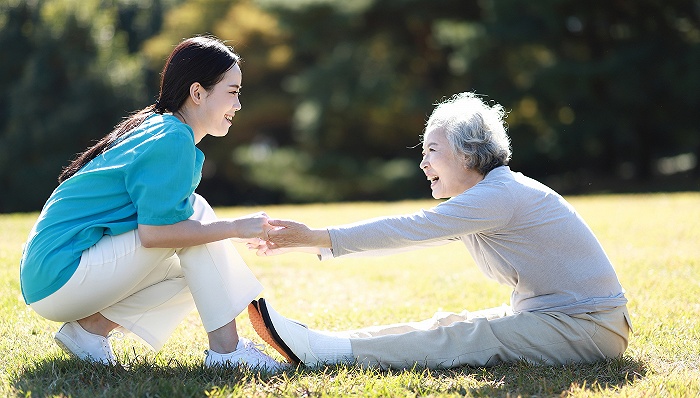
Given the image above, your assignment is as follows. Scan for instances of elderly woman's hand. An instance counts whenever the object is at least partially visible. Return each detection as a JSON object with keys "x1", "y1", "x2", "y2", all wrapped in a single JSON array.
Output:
[{"x1": 265, "y1": 219, "x2": 332, "y2": 248}]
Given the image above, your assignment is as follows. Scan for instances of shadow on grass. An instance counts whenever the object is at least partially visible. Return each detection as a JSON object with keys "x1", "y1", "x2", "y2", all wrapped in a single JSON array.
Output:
[
  {"x1": 285, "y1": 355, "x2": 649, "y2": 397},
  {"x1": 10, "y1": 355, "x2": 647, "y2": 397},
  {"x1": 443, "y1": 355, "x2": 648, "y2": 396},
  {"x1": 10, "y1": 355, "x2": 284, "y2": 397}
]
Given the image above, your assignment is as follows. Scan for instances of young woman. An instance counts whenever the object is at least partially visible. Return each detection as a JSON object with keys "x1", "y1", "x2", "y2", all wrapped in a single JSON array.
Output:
[
  {"x1": 20, "y1": 36, "x2": 284, "y2": 371},
  {"x1": 248, "y1": 92, "x2": 632, "y2": 370}
]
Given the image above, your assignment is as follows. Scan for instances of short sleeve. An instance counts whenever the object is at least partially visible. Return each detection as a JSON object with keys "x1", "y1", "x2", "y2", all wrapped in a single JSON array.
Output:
[{"x1": 126, "y1": 131, "x2": 199, "y2": 225}]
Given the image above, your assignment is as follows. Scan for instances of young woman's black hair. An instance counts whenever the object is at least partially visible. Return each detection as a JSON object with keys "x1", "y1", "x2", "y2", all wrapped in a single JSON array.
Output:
[{"x1": 59, "y1": 36, "x2": 240, "y2": 183}]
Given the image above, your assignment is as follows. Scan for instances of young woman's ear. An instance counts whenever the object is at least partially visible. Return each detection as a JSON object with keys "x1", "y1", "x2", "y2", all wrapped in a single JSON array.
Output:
[{"x1": 189, "y1": 82, "x2": 203, "y2": 104}]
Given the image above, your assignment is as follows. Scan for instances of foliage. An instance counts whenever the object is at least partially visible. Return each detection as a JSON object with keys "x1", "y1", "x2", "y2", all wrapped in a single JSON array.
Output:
[
  {"x1": 472, "y1": 0, "x2": 700, "y2": 189},
  {"x1": 229, "y1": 0, "x2": 475, "y2": 203},
  {"x1": 0, "y1": 0, "x2": 150, "y2": 212},
  {"x1": 1, "y1": 0, "x2": 698, "y2": 212},
  {"x1": 228, "y1": 0, "x2": 700, "y2": 201},
  {"x1": 1, "y1": 193, "x2": 699, "y2": 396}
]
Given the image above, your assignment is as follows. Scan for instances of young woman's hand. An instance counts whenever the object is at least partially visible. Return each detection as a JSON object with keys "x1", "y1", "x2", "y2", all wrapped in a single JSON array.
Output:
[
  {"x1": 265, "y1": 219, "x2": 332, "y2": 248},
  {"x1": 234, "y1": 211, "x2": 273, "y2": 240}
]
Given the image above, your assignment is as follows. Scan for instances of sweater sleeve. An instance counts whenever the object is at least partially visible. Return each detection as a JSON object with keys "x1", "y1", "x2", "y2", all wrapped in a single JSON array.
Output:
[{"x1": 328, "y1": 181, "x2": 515, "y2": 257}]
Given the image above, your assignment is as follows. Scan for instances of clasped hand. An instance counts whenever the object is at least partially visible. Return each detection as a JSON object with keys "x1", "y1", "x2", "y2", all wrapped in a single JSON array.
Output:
[{"x1": 244, "y1": 218, "x2": 326, "y2": 256}]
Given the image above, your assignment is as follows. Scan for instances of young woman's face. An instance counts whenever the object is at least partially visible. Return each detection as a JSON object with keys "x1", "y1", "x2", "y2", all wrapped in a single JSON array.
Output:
[
  {"x1": 196, "y1": 64, "x2": 243, "y2": 141},
  {"x1": 419, "y1": 127, "x2": 483, "y2": 199}
]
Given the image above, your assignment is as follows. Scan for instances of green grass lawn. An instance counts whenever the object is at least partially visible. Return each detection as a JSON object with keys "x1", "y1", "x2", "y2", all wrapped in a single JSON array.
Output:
[{"x1": 1, "y1": 193, "x2": 698, "y2": 397}]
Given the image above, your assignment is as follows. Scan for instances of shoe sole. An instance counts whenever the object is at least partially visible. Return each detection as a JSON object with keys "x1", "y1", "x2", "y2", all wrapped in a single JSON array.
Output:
[
  {"x1": 248, "y1": 299, "x2": 301, "y2": 365},
  {"x1": 54, "y1": 333, "x2": 82, "y2": 360}
]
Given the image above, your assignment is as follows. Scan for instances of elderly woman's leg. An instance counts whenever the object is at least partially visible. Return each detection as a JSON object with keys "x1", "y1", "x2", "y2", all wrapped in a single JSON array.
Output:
[
  {"x1": 252, "y1": 299, "x2": 629, "y2": 369},
  {"x1": 349, "y1": 306, "x2": 630, "y2": 369},
  {"x1": 340, "y1": 305, "x2": 511, "y2": 339}
]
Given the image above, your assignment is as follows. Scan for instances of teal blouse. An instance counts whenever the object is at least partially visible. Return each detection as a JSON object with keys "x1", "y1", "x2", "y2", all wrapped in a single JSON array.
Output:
[{"x1": 20, "y1": 114, "x2": 204, "y2": 304}]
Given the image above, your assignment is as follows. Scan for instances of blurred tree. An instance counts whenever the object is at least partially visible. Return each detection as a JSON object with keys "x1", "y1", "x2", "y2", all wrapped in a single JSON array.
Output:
[
  {"x1": 232, "y1": 0, "x2": 481, "y2": 203},
  {"x1": 241, "y1": 0, "x2": 699, "y2": 199},
  {"x1": 470, "y1": 0, "x2": 700, "y2": 192},
  {"x1": 0, "y1": 0, "x2": 149, "y2": 212},
  {"x1": 1, "y1": 0, "x2": 697, "y2": 212}
]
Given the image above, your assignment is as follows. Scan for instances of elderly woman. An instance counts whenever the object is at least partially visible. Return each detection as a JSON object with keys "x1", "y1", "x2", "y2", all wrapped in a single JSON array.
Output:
[{"x1": 248, "y1": 92, "x2": 632, "y2": 370}]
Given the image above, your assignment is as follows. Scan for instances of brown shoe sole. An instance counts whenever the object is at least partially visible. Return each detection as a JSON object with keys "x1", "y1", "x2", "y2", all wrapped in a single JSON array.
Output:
[{"x1": 248, "y1": 299, "x2": 300, "y2": 365}]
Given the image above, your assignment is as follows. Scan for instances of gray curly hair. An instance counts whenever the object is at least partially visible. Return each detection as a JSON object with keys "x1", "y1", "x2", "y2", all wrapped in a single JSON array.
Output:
[{"x1": 424, "y1": 92, "x2": 512, "y2": 175}]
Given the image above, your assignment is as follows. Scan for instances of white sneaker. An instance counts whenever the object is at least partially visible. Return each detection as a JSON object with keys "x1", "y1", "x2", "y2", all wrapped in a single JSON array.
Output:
[
  {"x1": 54, "y1": 321, "x2": 117, "y2": 365},
  {"x1": 204, "y1": 338, "x2": 287, "y2": 372}
]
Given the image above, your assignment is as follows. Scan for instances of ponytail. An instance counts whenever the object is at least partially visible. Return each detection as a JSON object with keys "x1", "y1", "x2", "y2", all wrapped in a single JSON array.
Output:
[{"x1": 58, "y1": 104, "x2": 160, "y2": 183}]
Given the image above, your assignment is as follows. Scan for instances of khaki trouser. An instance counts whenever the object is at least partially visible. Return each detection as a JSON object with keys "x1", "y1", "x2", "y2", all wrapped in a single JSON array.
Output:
[
  {"x1": 31, "y1": 194, "x2": 263, "y2": 351},
  {"x1": 348, "y1": 304, "x2": 632, "y2": 369}
]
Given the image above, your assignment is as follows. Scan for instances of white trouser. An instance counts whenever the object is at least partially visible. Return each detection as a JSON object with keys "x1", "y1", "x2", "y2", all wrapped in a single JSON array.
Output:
[
  {"x1": 348, "y1": 304, "x2": 632, "y2": 369},
  {"x1": 30, "y1": 194, "x2": 263, "y2": 350}
]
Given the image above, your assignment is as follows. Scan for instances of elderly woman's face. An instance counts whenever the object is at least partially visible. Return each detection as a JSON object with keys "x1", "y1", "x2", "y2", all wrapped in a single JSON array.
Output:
[{"x1": 420, "y1": 127, "x2": 483, "y2": 198}]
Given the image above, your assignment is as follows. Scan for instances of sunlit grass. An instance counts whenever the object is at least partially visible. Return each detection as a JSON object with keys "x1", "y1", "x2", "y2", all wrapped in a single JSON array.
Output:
[{"x1": 1, "y1": 193, "x2": 698, "y2": 397}]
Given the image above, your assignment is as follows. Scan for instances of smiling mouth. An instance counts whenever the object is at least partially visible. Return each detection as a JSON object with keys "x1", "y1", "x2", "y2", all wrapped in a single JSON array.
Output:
[
  {"x1": 225, "y1": 115, "x2": 233, "y2": 123},
  {"x1": 428, "y1": 176, "x2": 439, "y2": 185}
]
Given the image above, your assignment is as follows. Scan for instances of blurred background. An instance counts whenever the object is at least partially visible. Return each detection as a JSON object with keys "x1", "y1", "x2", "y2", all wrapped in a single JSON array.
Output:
[{"x1": 1, "y1": 0, "x2": 698, "y2": 213}]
